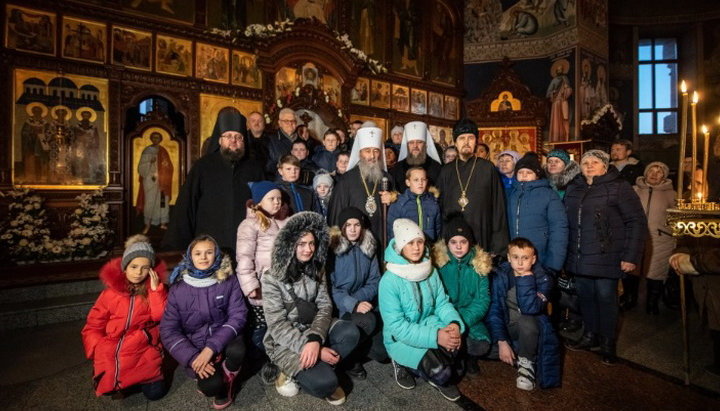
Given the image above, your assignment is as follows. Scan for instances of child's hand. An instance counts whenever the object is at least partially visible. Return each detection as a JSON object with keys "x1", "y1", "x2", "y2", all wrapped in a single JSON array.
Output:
[
  {"x1": 379, "y1": 191, "x2": 393, "y2": 205},
  {"x1": 191, "y1": 347, "x2": 214, "y2": 375},
  {"x1": 149, "y1": 268, "x2": 160, "y2": 291},
  {"x1": 356, "y1": 301, "x2": 373, "y2": 314},
  {"x1": 437, "y1": 328, "x2": 461, "y2": 351},
  {"x1": 197, "y1": 362, "x2": 216, "y2": 379},
  {"x1": 498, "y1": 340, "x2": 515, "y2": 365},
  {"x1": 299, "y1": 341, "x2": 321, "y2": 369},
  {"x1": 445, "y1": 323, "x2": 461, "y2": 338},
  {"x1": 320, "y1": 347, "x2": 340, "y2": 365}
]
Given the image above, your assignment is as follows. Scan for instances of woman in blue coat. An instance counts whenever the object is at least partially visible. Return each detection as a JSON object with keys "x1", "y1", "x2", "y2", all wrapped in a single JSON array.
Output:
[
  {"x1": 506, "y1": 153, "x2": 569, "y2": 273},
  {"x1": 564, "y1": 150, "x2": 647, "y2": 364}
]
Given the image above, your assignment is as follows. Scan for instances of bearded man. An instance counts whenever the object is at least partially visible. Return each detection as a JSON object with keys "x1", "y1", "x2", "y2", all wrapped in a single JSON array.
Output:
[
  {"x1": 388, "y1": 121, "x2": 442, "y2": 192},
  {"x1": 437, "y1": 118, "x2": 509, "y2": 257},
  {"x1": 329, "y1": 126, "x2": 395, "y2": 246},
  {"x1": 163, "y1": 107, "x2": 264, "y2": 253}
]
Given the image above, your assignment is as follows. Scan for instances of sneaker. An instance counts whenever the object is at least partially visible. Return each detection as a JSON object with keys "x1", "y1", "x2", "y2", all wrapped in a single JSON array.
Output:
[
  {"x1": 275, "y1": 372, "x2": 299, "y2": 397},
  {"x1": 346, "y1": 362, "x2": 367, "y2": 380},
  {"x1": 427, "y1": 381, "x2": 462, "y2": 402},
  {"x1": 212, "y1": 396, "x2": 232, "y2": 410},
  {"x1": 392, "y1": 360, "x2": 415, "y2": 390},
  {"x1": 516, "y1": 357, "x2": 535, "y2": 391},
  {"x1": 261, "y1": 362, "x2": 279, "y2": 386},
  {"x1": 325, "y1": 386, "x2": 346, "y2": 406}
]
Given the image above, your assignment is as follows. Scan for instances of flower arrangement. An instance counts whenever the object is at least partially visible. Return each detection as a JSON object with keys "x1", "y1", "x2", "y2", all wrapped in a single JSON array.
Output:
[
  {"x1": 580, "y1": 104, "x2": 623, "y2": 141},
  {"x1": 334, "y1": 33, "x2": 387, "y2": 75},
  {"x1": 67, "y1": 190, "x2": 112, "y2": 260}
]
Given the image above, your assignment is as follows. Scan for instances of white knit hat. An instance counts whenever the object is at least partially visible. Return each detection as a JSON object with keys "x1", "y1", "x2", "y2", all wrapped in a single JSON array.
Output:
[{"x1": 393, "y1": 218, "x2": 424, "y2": 253}]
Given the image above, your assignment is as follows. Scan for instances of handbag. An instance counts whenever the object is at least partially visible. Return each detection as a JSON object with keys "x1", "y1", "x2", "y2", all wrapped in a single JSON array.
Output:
[{"x1": 285, "y1": 283, "x2": 318, "y2": 325}]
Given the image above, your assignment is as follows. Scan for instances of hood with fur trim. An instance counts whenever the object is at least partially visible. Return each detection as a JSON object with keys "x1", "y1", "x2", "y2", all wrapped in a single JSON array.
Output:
[
  {"x1": 330, "y1": 225, "x2": 377, "y2": 257},
  {"x1": 100, "y1": 256, "x2": 168, "y2": 294},
  {"x1": 546, "y1": 159, "x2": 580, "y2": 191},
  {"x1": 269, "y1": 211, "x2": 329, "y2": 282},
  {"x1": 432, "y1": 240, "x2": 492, "y2": 275}
]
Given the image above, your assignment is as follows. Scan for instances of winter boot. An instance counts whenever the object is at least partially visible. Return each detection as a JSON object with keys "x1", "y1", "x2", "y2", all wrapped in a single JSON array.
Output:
[
  {"x1": 646, "y1": 279, "x2": 662, "y2": 315},
  {"x1": 620, "y1": 275, "x2": 639, "y2": 311},
  {"x1": 465, "y1": 355, "x2": 481, "y2": 376},
  {"x1": 566, "y1": 332, "x2": 599, "y2": 351},
  {"x1": 599, "y1": 335, "x2": 617, "y2": 365}
]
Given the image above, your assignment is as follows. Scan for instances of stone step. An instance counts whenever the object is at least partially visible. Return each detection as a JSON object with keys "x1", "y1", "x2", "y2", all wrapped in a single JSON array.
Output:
[
  {"x1": 0, "y1": 292, "x2": 99, "y2": 332},
  {"x1": 0, "y1": 279, "x2": 103, "y2": 304}
]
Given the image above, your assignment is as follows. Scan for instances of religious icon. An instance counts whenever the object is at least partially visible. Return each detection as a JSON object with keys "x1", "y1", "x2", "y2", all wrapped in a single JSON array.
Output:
[
  {"x1": 286, "y1": 0, "x2": 336, "y2": 25},
  {"x1": 351, "y1": 0, "x2": 385, "y2": 61},
  {"x1": 392, "y1": 84, "x2": 410, "y2": 112},
  {"x1": 429, "y1": 92, "x2": 443, "y2": 118},
  {"x1": 122, "y1": 0, "x2": 195, "y2": 24},
  {"x1": 301, "y1": 62, "x2": 320, "y2": 88},
  {"x1": 392, "y1": 0, "x2": 422, "y2": 78},
  {"x1": 156, "y1": 35, "x2": 193, "y2": 77},
  {"x1": 199, "y1": 94, "x2": 262, "y2": 151},
  {"x1": 411, "y1": 89, "x2": 427, "y2": 115},
  {"x1": 321, "y1": 75, "x2": 342, "y2": 108},
  {"x1": 13, "y1": 69, "x2": 109, "y2": 189},
  {"x1": 5, "y1": 5, "x2": 56, "y2": 56},
  {"x1": 231, "y1": 50, "x2": 262, "y2": 88},
  {"x1": 275, "y1": 66, "x2": 300, "y2": 100},
  {"x1": 479, "y1": 126, "x2": 537, "y2": 161},
  {"x1": 430, "y1": 1, "x2": 457, "y2": 84},
  {"x1": 62, "y1": 17, "x2": 107, "y2": 63},
  {"x1": 196, "y1": 43, "x2": 229, "y2": 83},
  {"x1": 112, "y1": 26, "x2": 152, "y2": 71},
  {"x1": 370, "y1": 80, "x2": 390, "y2": 109},
  {"x1": 351, "y1": 77, "x2": 370, "y2": 106},
  {"x1": 546, "y1": 58, "x2": 573, "y2": 142},
  {"x1": 491, "y1": 92, "x2": 522, "y2": 112},
  {"x1": 444, "y1": 95, "x2": 459, "y2": 120}
]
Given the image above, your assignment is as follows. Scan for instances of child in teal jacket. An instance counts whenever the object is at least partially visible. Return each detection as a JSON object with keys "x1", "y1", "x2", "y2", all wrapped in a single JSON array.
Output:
[
  {"x1": 379, "y1": 219, "x2": 465, "y2": 402},
  {"x1": 433, "y1": 214, "x2": 492, "y2": 376}
]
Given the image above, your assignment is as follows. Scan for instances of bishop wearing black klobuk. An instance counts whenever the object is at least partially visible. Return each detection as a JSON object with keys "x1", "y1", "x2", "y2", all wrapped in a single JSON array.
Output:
[
  {"x1": 163, "y1": 107, "x2": 264, "y2": 253},
  {"x1": 436, "y1": 118, "x2": 509, "y2": 256}
]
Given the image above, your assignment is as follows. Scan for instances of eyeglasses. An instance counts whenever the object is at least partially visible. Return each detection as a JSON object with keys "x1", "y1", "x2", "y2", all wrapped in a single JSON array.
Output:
[
  {"x1": 279, "y1": 119, "x2": 297, "y2": 124},
  {"x1": 221, "y1": 135, "x2": 244, "y2": 142}
]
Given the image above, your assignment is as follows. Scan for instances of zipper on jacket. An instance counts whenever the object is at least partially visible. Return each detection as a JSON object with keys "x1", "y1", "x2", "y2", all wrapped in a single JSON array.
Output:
[
  {"x1": 113, "y1": 296, "x2": 135, "y2": 390},
  {"x1": 576, "y1": 186, "x2": 592, "y2": 265},
  {"x1": 515, "y1": 184, "x2": 525, "y2": 237}
]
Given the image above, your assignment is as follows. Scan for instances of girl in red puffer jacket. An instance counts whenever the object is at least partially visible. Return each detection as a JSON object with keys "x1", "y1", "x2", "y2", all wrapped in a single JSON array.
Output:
[{"x1": 82, "y1": 235, "x2": 168, "y2": 400}]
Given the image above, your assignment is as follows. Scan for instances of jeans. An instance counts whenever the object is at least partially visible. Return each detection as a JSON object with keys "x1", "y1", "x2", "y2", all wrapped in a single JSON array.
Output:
[
  {"x1": 294, "y1": 320, "x2": 360, "y2": 398},
  {"x1": 197, "y1": 336, "x2": 245, "y2": 398},
  {"x1": 574, "y1": 275, "x2": 619, "y2": 339},
  {"x1": 346, "y1": 311, "x2": 388, "y2": 363},
  {"x1": 140, "y1": 380, "x2": 167, "y2": 401}
]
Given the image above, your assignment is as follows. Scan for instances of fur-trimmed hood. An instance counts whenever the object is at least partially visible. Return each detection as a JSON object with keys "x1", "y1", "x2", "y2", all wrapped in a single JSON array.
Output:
[
  {"x1": 100, "y1": 256, "x2": 168, "y2": 293},
  {"x1": 431, "y1": 240, "x2": 492, "y2": 275},
  {"x1": 269, "y1": 211, "x2": 329, "y2": 282},
  {"x1": 329, "y1": 225, "x2": 376, "y2": 257},
  {"x1": 546, "y1": 159, "x2": 580, "y2": 190}
]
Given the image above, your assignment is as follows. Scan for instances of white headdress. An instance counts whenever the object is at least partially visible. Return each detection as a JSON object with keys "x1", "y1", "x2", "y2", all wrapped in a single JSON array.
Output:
[
  {"x1": 398, "y1": 121, "x2": 441, "y2": 164},
  {"x1": 348, "y1": 126, "x2": 387, "y2": 171}
]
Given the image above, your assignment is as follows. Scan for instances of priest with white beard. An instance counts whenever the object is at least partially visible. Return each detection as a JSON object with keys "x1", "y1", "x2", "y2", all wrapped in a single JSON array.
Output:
[
  {"x1": 328, "y1": 126, "x2": 395, "y2": 248},
  {"x1": 388, "y1": 120, "x2": 443, "y2": 192}
]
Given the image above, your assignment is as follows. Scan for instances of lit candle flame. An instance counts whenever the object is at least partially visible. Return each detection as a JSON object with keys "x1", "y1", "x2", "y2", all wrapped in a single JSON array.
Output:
[
  {"x1": 681, "y1": 80, "x2": 687, "y2": 93},
  {"x1": 702, "y1": 125, "x2": 708, "y2": 134},
  {"x1": 692, "y1": 91, "x2": 699, "y2": 104}
]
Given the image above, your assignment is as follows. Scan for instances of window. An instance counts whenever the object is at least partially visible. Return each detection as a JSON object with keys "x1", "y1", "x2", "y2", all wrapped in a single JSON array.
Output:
[{"x1": 638, "y1": 38, "x2": 678, "y2": 135}]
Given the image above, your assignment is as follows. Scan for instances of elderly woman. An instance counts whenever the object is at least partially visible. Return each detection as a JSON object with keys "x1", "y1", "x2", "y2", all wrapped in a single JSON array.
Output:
[
  {"x1": 544, "y1": 149, "x2": 580, "y2": 199},
  {"x1": 633, "y1": 162, "x2": 676, "y2": 315},
  {"x1": 564, "y1": 150, "x2": 647, "y2": 364}
]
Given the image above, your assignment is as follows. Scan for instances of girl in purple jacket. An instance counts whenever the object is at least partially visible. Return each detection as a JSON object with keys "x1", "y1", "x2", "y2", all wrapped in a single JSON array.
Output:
[{"x1": 160, "y1": 235, "x2": 247, "y2": 410}]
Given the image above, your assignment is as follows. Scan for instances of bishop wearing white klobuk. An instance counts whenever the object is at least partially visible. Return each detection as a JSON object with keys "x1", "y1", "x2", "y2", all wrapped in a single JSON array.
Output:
[
  {"x1": 390, "y1": 121, "x2": 443, "y2": 192},
  {"x1": 330, "y1": 126, "x2": 394, "y2": 247}
]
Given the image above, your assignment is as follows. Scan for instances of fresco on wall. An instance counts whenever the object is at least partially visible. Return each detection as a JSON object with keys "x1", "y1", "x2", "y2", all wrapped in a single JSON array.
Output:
[
  {"x1": 351, "y1": 0, "x2": 385, "y2": 61},
  {"x1": 578, "y1": 0, "x2": 607, "y2": 31},
  {"x1": 5, "y1": 5, "x2": 56, "y2": 56},
  {"x1": 122, "y1": 0, "x2": 195, "y2": 24},
  {"x1": 199, "y1": 94, "x2": 263, "y2": 152},
  {"x1": 392, "y1": 0, "x2": 422, "y2": 78},
  {"x1": 430, "y1": 1, "x2": 459, "y2": 84},
  {"x1": 112, "y1": 26, "x2": 152, "y2": 71},
  {"x1": 231, "y1": 50, "x2": 262, "y2": 88},
  {"x1": 546, "y1": 55, "x2": 574, "y2": 142},
  {"x1": 578, "y1": 50, "x2": 608, "y2": 121},
  {"x1": 62, "y1": 17, "x2": 106, "y2": 63},
  {"x1": 13, "y1": 69, "x2": 108, "y2": 189},
  {"x1": 464, "y1": 0, "x2": 577, "y2": 62},
  {"x1": 156, "y1": 35, "x2": 193, "y2": 77}
]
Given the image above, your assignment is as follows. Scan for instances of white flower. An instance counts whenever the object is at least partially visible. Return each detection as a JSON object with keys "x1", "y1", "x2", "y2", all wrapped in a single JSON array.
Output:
[{"x1": 19, "y1": 239, "x2": 28, "y2": 247}]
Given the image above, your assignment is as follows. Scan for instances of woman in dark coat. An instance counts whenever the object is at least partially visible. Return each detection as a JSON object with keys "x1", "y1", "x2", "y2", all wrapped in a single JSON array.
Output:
[{"x1": 564, "y1": 150, "x2": 647, "y2": 364}]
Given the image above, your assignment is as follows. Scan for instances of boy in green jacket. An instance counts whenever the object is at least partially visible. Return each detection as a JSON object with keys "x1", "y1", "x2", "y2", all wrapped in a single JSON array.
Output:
[{"x1": 433, "y1": 214, "x2": 492, "y2": 376}]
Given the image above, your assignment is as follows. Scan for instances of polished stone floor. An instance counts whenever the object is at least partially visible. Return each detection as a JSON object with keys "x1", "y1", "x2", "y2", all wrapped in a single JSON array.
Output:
[{"x1": 1, "y1": 320, "x2": 718, "y2": 410}]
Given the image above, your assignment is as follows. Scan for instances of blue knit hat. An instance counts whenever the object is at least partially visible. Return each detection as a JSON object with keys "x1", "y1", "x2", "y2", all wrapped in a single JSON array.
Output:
[
  {"x1": 250, "y1": 181, "x2": 279, "y2": 204},
  {"x1": 547, "y1": 149, "x2": 571, "y2": 165}
]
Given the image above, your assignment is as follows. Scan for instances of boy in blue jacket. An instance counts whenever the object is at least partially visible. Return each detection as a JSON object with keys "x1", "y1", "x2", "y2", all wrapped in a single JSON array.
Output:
[
  {"x1": 387, "y1": 167, "x2": 441, "y2": 242},
  {"x1": 487, "y1": 237, "x2": 561, "y2": 391}
]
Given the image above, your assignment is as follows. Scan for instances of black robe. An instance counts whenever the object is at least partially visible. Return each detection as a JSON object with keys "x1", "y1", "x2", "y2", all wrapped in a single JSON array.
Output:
[
  {"x1": 328, "y1": 166, "x2": 394, "y2": 247},
  {"x1": 389, "y1": 157, "x2": 442, "y2": 192},
  {"x1": 163, "y1": 151, "x2": 264, "y2": 253},
  {"x1": 437, "y1": 156, "x2": 509, "y2": 256}
]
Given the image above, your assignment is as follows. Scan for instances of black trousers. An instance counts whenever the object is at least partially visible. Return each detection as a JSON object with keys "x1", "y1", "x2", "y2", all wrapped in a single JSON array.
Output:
[
  {"x1": 575, "y1": 275, "x2": 619, "y2": 339},
  {"x1": 197, "y1": 336, "x2": 246, "y2": 398}
]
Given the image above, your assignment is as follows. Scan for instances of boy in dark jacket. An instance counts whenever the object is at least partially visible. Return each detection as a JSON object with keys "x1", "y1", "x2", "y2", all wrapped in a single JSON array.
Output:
[
  {"x1": 312, "y1": 130, "x2": 340, "y2": 173},
  {"x1": 387, "y1": 167, "x2": 441, "y2": 242},
  {"x1": 276, "y1": 154, "x2": 318, "y2": 213},
  {"x1": 487, "y1": 238, "x2": 560, "y2": 391}
]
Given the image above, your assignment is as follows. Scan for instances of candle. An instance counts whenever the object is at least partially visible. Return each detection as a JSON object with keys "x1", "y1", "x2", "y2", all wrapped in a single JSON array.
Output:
[
  {"x1": 677, "y1": 81, "x2": 688, "y2": 203},
  {"x1": 702, "y1": 125, "x2": 710, "y2": 203},
  {"x1": 691, "y1": 91, "x2": 699, "y2": 202}
]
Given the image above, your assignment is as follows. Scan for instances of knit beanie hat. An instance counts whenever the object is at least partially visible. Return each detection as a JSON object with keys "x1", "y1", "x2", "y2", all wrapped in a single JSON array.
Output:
[
  {"x1": 547, "y1": 149, "x2": 570, "y2": 166},
  {"x1": 581, "y1": 149, "x2": 610, "y2": 169},
  {"x1": 393, "y1": 218, "x2": 424, "y2": 253},
  {"x1": 250, "y1": 181, "x2": 279, "y2": 204},
  {"x1": 514, "y1": 152, "x2": 545, "y2": 179},
  {"x1": 442, "y1": 213, "x2": 475, "y2": 245},
  {"x1": 452, "y1": 118, "x2": 479, "y2": 141},
  {"x1": 498, "y1": 150, "x2": 521, "y2": 164},
  {"x1": 338, "y1": 206, "x2": 369, "y2": 229},
  {"x1": 312, "y1": 172, "x2": 334, "y2": 191},
  {"x1": 122, "y1": 234, "x2": 155, "y2": 271}
]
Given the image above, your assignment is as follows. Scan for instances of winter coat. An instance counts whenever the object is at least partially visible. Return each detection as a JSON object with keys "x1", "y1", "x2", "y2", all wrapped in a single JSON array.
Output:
[
  {"x1": 312, "y1": 146, "x2": 338, "y2": 173},
  {"x1": 262, "y1": 212, "x2": 335, "y2": 377},
  {"x1": 387, "y1": 189, "x2": 442, "y2": 243},
  {"x1": 564, "y1": 167, "x2": 648, "y2": 279},
  {"x1": 266, "y1": 130, "x2": 294, "y2": 173},
  {"x1": 433, "y1": 241, "x2": 492, "y2": 343},
  {"x1": 506, "y1": 179, "x2": 569, "y2": 272},
  {"x1": 235, "y1": 204, "x2": 289, "y2": 306},
  {"x1": 487, "y1": 261, "x2": 561, "y2": 389},
  {"x1": 160, "y1": 255, "x2": 247, "y2": 377},
  {"x1": 634, "y1": 177, "x2": 676, "y2": 280},
  {"x1": 389, "y1": 158, "x2": 442, "y2": 192},
  {"x1": 378, "y1": 239, "x2": 465, "y2": 369},
  {"x1": 330, "y1": 227, "x2": 380, "y2": 317},
  {"x1": 276, "y1": 179, "x2": 318, "y2": 214},
  {"x1": 614, "y1": 157, "x2": 644, "y2": 186},
  {"x1": 545, "y1": 160, "x2": 580, "y2": 199},
  {"x1": 82, "y1": 258, "x2": 168, "y2": 396},
  {"x1": 500, "y1": 173, "x2": 516, "y2": 199}
]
